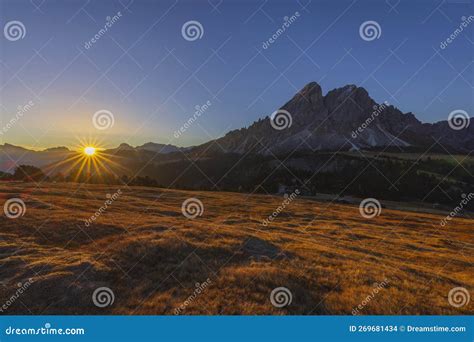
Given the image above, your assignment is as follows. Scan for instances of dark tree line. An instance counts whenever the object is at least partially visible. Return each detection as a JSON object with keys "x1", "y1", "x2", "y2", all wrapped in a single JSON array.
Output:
[{"x1": 2, "y1": 154, "x2": 473, "y2": 209}]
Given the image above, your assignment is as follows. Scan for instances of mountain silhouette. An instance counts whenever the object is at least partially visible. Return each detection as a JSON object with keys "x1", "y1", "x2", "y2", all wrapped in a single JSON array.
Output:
[
  {"x1": 195, "y1": 82, "x2": 473, "y2": 155},
  {"x1": 1, "y1": 82, "x2": 472, "y2": 207}
]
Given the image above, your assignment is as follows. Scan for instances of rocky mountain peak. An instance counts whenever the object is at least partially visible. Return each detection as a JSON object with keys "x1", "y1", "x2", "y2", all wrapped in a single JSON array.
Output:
[
  {"x1": 136, "y1": 142, "x2": 182, "y2": 154},
  {"x1": 296, "y1": 82, "x2": 323, "y2": 100},
  {"x1": 116, "y1": 143, "x2": 135, "y2": 150},
  {"x1": 43, "y1": 146, "x2": 70, "y2": 152},
  {"x1": 202, "y1": 81, "x2": 473, "y2": 154},
  {"x1": 324, "y1": 84, "x2": 372, "y2": 107},
  {"x1": 281, "y1": 82, "x2": 326, "y2": 125}
]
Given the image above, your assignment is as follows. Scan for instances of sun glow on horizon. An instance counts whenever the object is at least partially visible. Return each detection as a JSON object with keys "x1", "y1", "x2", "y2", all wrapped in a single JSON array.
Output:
[
  {"x1": 83, "y1": 146, "x2": 97, "y2": 156},
  {"x1": 40, "y1": 138, "x2": 126, "y2": 182}
]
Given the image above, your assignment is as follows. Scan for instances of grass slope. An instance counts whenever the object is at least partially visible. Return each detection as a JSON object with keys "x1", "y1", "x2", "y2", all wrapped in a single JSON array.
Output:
[{"x1": 0, "y1": 182, "x2": 472, "y2": 315}]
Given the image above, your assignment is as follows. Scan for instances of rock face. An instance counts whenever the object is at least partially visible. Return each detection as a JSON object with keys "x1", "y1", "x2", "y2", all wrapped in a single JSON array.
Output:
[
  {"x1": 136, "y1": 142, "x2": 184, "y2": 154},
  {"x1": 199, "y1": 82, "x2": 473, "y2": 154},
  {"x1": 103, "y1": 142, "x2": 186, "y2": 154},
  {"x1": 2, "y1": 82, "x2": 472, "y2": 173}
]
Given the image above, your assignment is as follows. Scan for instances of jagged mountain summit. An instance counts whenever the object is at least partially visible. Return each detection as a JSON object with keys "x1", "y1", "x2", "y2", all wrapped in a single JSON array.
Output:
[
  {"x1": 197, "y1": 82, "x2": 473, "y2": 155},
  {"x1": 1, "y1": 82, "x2": 472, "y2": 174},
  {"x1": 136, "y1": 142, "x2": 190, "y2": 153}
]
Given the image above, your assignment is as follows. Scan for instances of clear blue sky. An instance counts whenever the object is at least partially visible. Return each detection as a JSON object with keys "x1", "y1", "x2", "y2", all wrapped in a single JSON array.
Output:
[{"x1": 0, "y1": 0, "x2": 473, "y2": 149}]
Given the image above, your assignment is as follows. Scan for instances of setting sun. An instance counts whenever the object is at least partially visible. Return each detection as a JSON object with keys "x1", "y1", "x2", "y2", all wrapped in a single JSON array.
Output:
[
  {"x1": 52, "y1": 139, "x2": 125, "y2": 182},
  {"x1": 84, "y1": 146, "x2": 96, "y2": 156}
]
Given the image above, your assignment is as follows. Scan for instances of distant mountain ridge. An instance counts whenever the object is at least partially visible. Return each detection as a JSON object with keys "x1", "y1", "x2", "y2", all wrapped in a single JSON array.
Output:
[
  {"x1": 136, "y1": 142, "x2": 191, "y2": 153},
  {"x1": 1, "y1": 82, "x2": 472, "y2": 173},
  {"x1": 0, "y1": 142, "x2": 185, "y2": 172},
  {"x1": 0, "y1": 144, "x2": 74, "y2": 173},
  {"x1": 195, "y1": 82, "x2": 473, "y2": 155}
]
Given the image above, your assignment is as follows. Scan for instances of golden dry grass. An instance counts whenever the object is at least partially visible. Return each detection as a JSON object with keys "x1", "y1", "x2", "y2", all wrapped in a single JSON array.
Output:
[{"x1": 0, "y1": 182, "x2": 472, "y2": 315}]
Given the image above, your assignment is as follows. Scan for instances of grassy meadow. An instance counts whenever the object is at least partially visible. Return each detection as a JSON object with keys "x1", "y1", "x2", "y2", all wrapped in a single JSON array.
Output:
[{"x1": 0, "y1": 182, "x2": 472, "y2": 315}]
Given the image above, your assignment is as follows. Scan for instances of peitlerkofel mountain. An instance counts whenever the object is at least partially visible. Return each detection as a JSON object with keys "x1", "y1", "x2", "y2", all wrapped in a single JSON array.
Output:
[
  {"x1": 2, "y1": 82, "x2": 472, "y2": 169},
  {"x1": 195, "y1": 82, "x2": 473, "y2": 155},
  {"x1": 1, "y1": 82, "x2": 473, "y2": 206}
]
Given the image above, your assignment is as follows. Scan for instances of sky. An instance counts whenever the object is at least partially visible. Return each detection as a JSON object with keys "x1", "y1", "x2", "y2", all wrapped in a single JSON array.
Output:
[{"x1": 0, "y1": 0, "x2": 473, "y2": 149}]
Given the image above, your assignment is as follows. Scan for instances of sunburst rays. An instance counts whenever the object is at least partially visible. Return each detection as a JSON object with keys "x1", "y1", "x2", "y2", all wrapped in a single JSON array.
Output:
[{"x1": 42, "y1": 138, "x2": 127, "y2": 182}]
